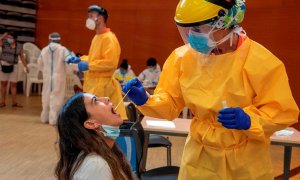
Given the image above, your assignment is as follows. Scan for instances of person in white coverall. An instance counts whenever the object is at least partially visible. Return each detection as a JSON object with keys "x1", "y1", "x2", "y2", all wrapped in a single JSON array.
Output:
[{"x1": 38, "y1": 32, "x2": 72, "y2": 125}]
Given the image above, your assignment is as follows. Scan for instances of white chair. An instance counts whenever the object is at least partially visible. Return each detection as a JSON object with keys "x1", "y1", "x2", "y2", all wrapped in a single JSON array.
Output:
[
  {"x1": 26, "y1": 63, "x2": 43, "y2": 96},
  {"x1": 64, "y1": 73, "x2": 82, "y2": 101},
  {"x1": 23, "y1": 42, "x2": 41, "y2": 64}
]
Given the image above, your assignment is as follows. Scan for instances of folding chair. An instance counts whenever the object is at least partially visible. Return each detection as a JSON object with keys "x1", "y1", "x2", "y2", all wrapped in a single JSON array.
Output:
[
  {"x1": 125, "y1": 103, "x2": 172, "y2": 166},
  {"x1": 117, "y1": 121, "x2": 179, "y2": 180}
]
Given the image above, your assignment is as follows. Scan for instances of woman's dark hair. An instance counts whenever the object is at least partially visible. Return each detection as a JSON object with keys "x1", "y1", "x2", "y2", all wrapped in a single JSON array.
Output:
[
  {"x1": 120, "y1": 59, "x2": 128, "y2": 70},
  {"x1": 147, "y1": 57, "x2": 157, "y2": 66},
  {"x1": 55, "y1": 93, "x2": 134, "y2": 180},
  {"x1": 6, "y1": 31, "x2": 17, "y2": 39}
]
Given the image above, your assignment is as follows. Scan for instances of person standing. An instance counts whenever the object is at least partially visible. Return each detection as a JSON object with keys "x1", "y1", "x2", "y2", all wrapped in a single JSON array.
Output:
[
  {"x1": 38, "y1": 32, "x2": 72, "y2": 125},
  {"x1": 68, "y1": 5, "x2": 127, "y2": 120},
  {"x1": 122, "y1": 0, "x2": 299, "y2": 179},
  {"x1": 0, "y1": 32, "x2": 29, "y2": 108}
]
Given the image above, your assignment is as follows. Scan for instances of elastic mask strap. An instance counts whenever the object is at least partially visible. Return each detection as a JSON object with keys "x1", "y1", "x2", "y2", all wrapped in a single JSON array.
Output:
[
  {"x1": 96, "y1": 127, "x2": 106, "y2": 136},
  {"x1": 233, "y1": 26, "x2": 247, "y2": 37},
  {"x1": 215, "y1": 30, "x2": 234, "y2": 46}
]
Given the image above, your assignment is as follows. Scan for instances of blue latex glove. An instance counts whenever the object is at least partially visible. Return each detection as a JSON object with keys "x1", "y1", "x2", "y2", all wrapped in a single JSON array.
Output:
[
  {"x1": 78, "y1": 61, "x2": 89, "y2": 71},
  {"x1": 218, "y1": 107, "x2": 251, "y2": 130},
  {"x1": 67, "y1": 56, "x2": 81, "y2": 64},
  {"x1": 122, "y1": 78, "x2": 148, "y2": 106}
]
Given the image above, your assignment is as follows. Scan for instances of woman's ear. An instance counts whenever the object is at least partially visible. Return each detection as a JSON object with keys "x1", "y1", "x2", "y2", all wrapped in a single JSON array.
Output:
[
  {"x1": 97, "y1": 15, "x2": 104, "y2": 25},
  {"x1": 83, "y1": 119, "x2": 99, "y2": 130}
]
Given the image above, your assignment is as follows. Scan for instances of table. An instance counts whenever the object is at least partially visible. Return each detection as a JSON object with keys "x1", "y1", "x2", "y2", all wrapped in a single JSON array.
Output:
[
  {"x1": 141, "y1": 116, "x2": 191, "y2": 137},
  {"x1": 270, "y1": 127, "x2": 300, "y2": 180},
  {"x1": 141, "y1": 116, "x2": 300, "y2": 180}
]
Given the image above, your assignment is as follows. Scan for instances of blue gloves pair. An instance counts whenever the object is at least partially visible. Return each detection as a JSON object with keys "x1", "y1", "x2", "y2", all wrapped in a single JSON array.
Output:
[
  {"x1": 122, "y1": 78, "x2": 148, "y2": 106},
  {"x1": 218, "y1": 108, "x2": 251, "y2": 130},
  {"x1": 67, "y1": 56, "x2": 89, "y2": 71}
]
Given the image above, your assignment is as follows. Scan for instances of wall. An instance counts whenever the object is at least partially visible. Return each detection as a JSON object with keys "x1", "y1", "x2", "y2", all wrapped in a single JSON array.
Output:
[{"x1": 36, "y1": 0, "x2": 300, "y2": 129}]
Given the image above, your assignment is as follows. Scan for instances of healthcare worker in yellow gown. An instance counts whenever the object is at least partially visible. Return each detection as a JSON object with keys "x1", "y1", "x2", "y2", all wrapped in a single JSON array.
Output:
[
  {"x1": 68, "y1": 5, "x2": 127, "y2": 119},
  {"x1": 122, "y1": 0, "x2": 299, "y2": 179}
]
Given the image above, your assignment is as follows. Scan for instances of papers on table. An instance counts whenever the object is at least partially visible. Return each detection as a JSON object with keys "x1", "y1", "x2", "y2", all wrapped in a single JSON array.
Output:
[
  {"x1": 274, "y1": 129, "x2": 294, "y2": 137},
  {"x1": 146, "y1": 120, "x2": 176, "y2": 129}
]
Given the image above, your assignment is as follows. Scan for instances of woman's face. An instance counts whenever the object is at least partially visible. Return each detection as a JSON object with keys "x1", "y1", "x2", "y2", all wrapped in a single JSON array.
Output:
[
  {"x1": 83, "y1": 93, "x2": 123, "y2": 128},
  {"x1": 4, "y1": 34, "x2": 15, "y2": 45}
]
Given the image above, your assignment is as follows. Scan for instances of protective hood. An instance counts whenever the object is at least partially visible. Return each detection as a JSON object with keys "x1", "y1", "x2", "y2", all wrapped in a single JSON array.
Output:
[{"x1": 48, "y1": 42, "x2": 61, "y2": 52}]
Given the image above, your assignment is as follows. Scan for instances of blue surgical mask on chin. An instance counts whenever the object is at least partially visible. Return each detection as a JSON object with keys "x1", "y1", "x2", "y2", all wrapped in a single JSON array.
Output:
[
  {"x1": 187, "y1": 31, "x2": 216, "y2": 55},
  {"x1": 100, "y1": 125, "x2": 120, "y2": 140}
]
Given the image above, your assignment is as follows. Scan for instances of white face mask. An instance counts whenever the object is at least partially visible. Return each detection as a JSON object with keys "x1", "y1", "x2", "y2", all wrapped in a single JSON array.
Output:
[{"x1": 86, "y1": 18, "x2": 96, "y2": 30}]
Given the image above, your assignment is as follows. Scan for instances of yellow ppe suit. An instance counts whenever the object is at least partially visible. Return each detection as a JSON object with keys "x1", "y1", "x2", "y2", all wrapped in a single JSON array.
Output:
[
  {"x1": 138, "y1": 38, "x2": 299, "y2": 179},
  {"x1": 81, "y1": 30, "x2": 127, "y2": 119}
]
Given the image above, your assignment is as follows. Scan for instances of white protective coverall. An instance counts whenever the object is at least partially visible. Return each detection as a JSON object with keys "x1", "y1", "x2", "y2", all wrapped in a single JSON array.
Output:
[{"x1": 38, "y1": 42, "x2": 72, "y2": 124}]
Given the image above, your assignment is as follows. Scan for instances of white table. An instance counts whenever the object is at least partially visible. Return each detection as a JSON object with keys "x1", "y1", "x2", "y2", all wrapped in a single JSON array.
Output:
[{"x1": 141, "y1": 116, "x2": 300, "y2": 180}]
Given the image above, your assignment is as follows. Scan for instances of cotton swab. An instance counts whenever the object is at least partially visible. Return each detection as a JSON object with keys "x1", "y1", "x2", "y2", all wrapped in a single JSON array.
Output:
[
  {"x1": 114, "y1": 89, "x2": 131, "y2": 111},
  {"x1": 222, "y1": 100, "x2": 228, "y2": 109}
]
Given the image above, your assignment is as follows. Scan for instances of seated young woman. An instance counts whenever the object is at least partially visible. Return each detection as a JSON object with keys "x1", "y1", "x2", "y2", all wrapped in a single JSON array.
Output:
[{"x1": 55, "y1": 92, "x2": 134, "y2": 180}]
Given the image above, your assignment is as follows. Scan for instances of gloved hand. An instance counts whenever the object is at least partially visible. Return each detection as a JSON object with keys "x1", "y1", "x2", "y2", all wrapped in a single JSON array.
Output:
[
  {"x1": 78, "y1": 61, "x2": 89, "y2": 71},
  {"x1": 122, "y1": 78, "x2": 148, "y2": 106},
  {"x1": 218, "y1": 107, "x2": 251, "y2": 130},
  {"x1": 67, "y1": 56, "x2": 81, "y2": 64}
]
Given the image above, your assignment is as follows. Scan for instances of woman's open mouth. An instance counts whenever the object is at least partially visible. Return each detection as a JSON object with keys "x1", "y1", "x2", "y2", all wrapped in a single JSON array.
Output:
[{"x1": 111, "y1": 107, "x2": 116, "y2": 114}]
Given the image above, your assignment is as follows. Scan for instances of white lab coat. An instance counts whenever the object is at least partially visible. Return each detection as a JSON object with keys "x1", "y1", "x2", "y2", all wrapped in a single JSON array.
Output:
[
  {"x1": 38, "y1": 42, "x2": 72, "y2": 125},
  {"x1": 138, "y1": 64, "x2": 161, "y2": 86}
]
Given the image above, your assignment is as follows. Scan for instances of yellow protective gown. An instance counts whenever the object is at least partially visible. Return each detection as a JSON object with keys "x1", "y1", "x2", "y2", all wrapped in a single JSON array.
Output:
[
  {"x1": 138, "y1": 38, "x2": 299, "y2": 179},
  {"x1": 81, "y1": 30, "x2": 127, "y2": 119}
]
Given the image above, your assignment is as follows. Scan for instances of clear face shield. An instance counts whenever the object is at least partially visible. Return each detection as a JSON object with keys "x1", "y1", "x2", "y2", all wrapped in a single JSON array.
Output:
[
  {"x1": 177, "y1": 1, "x2": 246, "y2": 56},
  {"x1": 177, "y1": 24, "x2": 221, "y2": 71},
  {"x1": 177, "y1": 22, "x2": 233, "y2": 55},
  {"x1": 177, "y1": 23, "x2": 215, "y2": 44},
  {"x1": 87, "y1": 11, "x2": 99, "y2": 20}
]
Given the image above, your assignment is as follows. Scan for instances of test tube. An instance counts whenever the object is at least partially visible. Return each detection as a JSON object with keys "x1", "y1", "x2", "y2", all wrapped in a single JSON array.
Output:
[{"x1": 222, "y1": 100, "x2": 228, "y2": 109}]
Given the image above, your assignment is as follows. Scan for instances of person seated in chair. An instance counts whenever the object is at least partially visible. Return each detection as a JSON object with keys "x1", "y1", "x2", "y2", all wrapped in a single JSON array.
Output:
[
  {"x1": 55, "y1": 92, "x2": 135, "y2": 180},
  {"x1": 114, "y1": 59, "x2": 136, "y2": 85},
  {"x1": 137, "y1": 57, "x2": 161, "y2": 86}
]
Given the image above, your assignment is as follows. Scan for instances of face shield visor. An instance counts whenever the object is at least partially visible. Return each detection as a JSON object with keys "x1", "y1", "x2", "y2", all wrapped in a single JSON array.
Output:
[
  {"x1": 177, "y1": 23, "x2": 213, "y2": 43},
  {"x1": 177, "y1": 11, "x2": 245, "y2": 55},
  {"x1": 178, "y1": 22, "x2": 230, "y2": 55},
  {"x1": 175, "y1": 0, "x2": 246, "y2": 55},
  {"x1": 49, "y1": 32, "x2": 61, "y2": 43}
]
